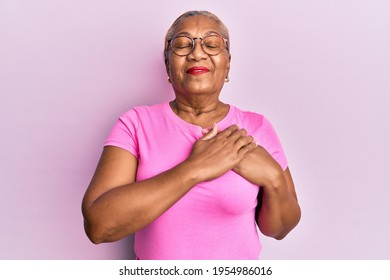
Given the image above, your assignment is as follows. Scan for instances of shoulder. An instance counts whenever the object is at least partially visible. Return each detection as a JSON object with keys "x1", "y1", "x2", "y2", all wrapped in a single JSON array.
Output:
[
  {"x1": 230, "y1": 105, "x2": 266, "y2": 128},
  {"x1": 230, "y1": 105, "x2": 282, "y2": 141},
  {"x1": 119, "y1": 102, "x2": 167, "y2": 123},
  {"x1": 121, "y1": 102, "x2": 166, "y2": 117}
]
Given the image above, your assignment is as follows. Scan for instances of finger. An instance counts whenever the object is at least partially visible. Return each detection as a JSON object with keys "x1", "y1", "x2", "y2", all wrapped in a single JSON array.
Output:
[
  {"x1": 227, "y1": 128, "x2": 248, "y2": 143},
  {"x1": 217, "y1": 124, "x2": 240, "y2": 138},
  {"x1": 237, "y1": 142, "x2": 258, "y2": 157},
  {"x1": 234, "y1": 135, "x2": 254, "y2": 148},
  {"x1": 248, "y1": 141, "x2": 258, "y2": 151},
  {"x1": 200, "y1": 124, "x2": 218, "y2": 140}
]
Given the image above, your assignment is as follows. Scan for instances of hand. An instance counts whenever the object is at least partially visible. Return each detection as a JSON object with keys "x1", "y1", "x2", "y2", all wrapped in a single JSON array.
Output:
[
  {"x1": 233, "y1": 146, "x2": 284, "y2": 187},
  {"x1": 186, "y1": 124, "x2": 257, "y2": 182}
]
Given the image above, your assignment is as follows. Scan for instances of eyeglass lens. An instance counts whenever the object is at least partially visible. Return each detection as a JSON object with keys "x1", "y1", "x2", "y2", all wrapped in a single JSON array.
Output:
[{"x1": 171, "y1": 35, "x2": 226, "y2": 56}]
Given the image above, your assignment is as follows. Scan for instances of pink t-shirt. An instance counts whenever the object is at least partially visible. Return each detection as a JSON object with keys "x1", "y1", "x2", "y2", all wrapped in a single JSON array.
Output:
[{"x1": 104, "y1": 102, "x2": 287, "y2": 260}]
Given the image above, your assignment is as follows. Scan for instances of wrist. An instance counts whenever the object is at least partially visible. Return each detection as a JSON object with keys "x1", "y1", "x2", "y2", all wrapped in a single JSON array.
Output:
[
  {"x1": 261, "y1": 168, "x2": 286, "y2": 193},
  {"x1": 177, "y1": 159, "x2": 204, "y2": 186}
]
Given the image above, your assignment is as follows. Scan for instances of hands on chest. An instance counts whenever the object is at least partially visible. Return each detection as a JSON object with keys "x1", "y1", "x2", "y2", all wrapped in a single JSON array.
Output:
[{"x1": 187, "y1": 123, "x2": 280, "y2": 186}]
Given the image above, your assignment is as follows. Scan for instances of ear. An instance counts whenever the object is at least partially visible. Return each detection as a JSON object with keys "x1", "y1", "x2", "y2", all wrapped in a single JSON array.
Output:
[
  {"x1": 164, "y1": 42, "x2": 171, "y2": 78},
  {"x1": 225, "y1": 54, "x2": 231, "y2": 78},
  {"x1": 165, "y1": 57, "x2": 172, "y2": 83},
  {"x1": 165, "y1": 59, "x2": 170, "y2": 76}
]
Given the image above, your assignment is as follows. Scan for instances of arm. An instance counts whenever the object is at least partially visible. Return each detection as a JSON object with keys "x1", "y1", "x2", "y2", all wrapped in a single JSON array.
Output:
[
  {"x1": 82, "y1": 145, "x2": 199, "y2": 244},
  {"x1": 82, "y1": 125, "x2": 256, "y2": 244},
  {"x1": 233, "y1": 146, "x2": 301, "y2": 239}
]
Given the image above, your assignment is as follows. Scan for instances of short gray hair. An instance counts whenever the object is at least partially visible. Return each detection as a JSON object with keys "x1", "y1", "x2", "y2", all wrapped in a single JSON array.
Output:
[{"x1": 164, "y1": 10, "x2": 230, "y2": 67}]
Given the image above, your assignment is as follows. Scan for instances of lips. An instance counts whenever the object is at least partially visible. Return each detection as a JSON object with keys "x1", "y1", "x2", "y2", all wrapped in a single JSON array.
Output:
[{"x1": 186, "y1": 66, "x2": 210, "y2": 75}]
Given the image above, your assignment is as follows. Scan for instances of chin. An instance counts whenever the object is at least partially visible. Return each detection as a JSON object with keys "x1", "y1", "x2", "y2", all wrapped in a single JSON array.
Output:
[
  {"x1": 187, "y1": 87, "x2": 216, "y2": 96},
  {"x1": 185, "y1": 82, "x2": 222, "y2": 95}
]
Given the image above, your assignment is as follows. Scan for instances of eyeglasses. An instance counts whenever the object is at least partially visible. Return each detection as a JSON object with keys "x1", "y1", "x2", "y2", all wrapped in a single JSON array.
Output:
[{"x1": 169, "y1": 34, "x2": 229, "y2": 56}]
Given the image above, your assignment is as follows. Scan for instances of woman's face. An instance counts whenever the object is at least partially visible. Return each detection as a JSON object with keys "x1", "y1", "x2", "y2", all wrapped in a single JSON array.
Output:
[{"x1": 167, "y1": 16, "x2": 230, "y2": 98}]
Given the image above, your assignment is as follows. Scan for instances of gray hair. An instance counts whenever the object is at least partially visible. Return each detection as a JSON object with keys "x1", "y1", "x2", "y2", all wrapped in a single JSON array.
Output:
[{"x1": 164, "y1": 10, "x2": 230, "y2": 67}]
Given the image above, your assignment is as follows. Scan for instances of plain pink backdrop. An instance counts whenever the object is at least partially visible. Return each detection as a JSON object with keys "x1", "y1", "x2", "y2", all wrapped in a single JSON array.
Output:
[{"x1": 1, "y1": 0, "x2": 389, "y2": 259}]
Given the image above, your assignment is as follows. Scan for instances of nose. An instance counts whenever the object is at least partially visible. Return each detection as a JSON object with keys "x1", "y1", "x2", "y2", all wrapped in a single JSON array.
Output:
[{"x1": 188, "y1": 38, "x2": 208, "y2": 61}]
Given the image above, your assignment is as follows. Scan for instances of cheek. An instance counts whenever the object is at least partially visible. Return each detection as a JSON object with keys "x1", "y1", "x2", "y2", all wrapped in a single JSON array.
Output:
[
  {"x1": 214, "y1": 56, "x2": 230, "y2": 77},
  {"x1": 168, "y1": 55, "x2": 184, "y2": 76}
]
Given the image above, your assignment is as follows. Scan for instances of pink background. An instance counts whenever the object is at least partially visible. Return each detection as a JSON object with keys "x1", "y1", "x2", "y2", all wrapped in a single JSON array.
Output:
[{"x1": 1, "y1": 0, "x2": 389, "y2": 259}]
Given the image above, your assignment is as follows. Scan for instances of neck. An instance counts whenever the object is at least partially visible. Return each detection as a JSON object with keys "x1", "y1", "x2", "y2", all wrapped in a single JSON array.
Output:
[{"x1": 170, "y1": 98, "x2": 229, "y2": 128}]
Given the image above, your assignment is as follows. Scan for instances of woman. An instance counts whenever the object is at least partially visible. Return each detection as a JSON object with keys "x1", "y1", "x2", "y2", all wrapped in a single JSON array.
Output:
[{"x1": 82, "y1": 10, "x2": 301, "y2": 260}]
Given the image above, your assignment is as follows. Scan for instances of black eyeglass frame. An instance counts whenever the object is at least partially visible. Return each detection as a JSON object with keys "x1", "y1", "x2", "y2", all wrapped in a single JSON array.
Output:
[{"x1": 168, "y1": 34, "x2": 229, "y2": 57}]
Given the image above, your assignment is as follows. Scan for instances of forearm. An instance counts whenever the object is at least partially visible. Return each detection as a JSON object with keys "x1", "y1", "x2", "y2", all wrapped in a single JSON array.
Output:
[
  {"x1": 233, "y1": 147, "x2": 301, "y2": 239},
  {"x1": 83, "y1": 160, "x2": 199, "y2": 244},
  {"x1": 257, "y1": 177, "x2": 301, "y2": 239}
]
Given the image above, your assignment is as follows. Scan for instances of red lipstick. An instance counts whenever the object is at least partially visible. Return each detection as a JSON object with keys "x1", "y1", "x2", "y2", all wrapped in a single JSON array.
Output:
[{"x1": 186, "y1": 66, "x2": 210, "y2": 75}]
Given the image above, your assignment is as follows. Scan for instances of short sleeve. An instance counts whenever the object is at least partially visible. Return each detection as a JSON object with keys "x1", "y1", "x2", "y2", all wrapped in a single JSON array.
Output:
[
  {"x1": 104, "y1": 109, "x2": 139, "y2": 158},
  {"x1": 260, "y1": 116, "x2": 288, "y2": 170}
]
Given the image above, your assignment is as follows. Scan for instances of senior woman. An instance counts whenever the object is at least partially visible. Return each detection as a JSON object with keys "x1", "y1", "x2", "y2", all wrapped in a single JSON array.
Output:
[{"x1": 82, "y1": 10, "x2": 301, "y2": 260}]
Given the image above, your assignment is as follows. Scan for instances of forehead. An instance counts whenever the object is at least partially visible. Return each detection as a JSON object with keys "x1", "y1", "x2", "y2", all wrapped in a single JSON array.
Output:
[{"x1": 172, "y1": 15, "x2": 222, "y2": 36}]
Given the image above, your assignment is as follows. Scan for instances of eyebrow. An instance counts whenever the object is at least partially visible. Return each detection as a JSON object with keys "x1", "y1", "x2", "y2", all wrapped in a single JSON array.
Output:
[{"x1": 174, "y1": 30, "x2": 221, "y2": 37}]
